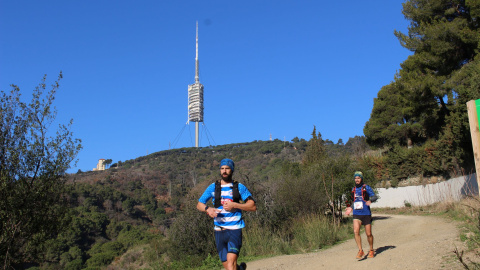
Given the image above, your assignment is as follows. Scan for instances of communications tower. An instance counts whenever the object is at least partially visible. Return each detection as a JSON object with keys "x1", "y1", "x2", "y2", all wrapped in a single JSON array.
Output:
[{"x1": 187, "y1": 21, "x2": 204, "y2": 148}]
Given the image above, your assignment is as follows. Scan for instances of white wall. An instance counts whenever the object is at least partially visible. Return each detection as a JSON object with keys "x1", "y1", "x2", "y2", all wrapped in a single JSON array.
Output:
[{"x1": 371, "y1": 174, "x2": 479, "y2": 208}]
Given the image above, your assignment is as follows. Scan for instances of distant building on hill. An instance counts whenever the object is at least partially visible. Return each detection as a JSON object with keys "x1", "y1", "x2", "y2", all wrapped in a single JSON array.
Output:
[{"x1": 93, "y1": 159, "x2": 105, "y2": 171}]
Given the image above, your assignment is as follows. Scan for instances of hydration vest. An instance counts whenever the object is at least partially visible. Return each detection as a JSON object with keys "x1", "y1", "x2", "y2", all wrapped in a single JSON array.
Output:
[
  {"x1": 351, "y1": 184, "x2": 370, "y2": 202},
  {"x1": 214, "y1": 180, "x2": 241, "y2": 208}
]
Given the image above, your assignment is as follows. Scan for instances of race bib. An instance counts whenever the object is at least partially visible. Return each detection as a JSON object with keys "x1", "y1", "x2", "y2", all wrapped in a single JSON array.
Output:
[{"x1": 354, "y1": 201, "x2": 363, "y2": 210}]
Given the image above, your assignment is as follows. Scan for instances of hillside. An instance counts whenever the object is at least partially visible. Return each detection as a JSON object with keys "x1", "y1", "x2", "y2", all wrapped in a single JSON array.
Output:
[
  {"x1": 51, "y1": 137, "x2": 364, "y2": 269},
  {"x1": 70, "y1": 137, "x2": 365, "y2": 216},
  {"x1": 69, "y1": 139, "x2": 321, "y2": 226}
]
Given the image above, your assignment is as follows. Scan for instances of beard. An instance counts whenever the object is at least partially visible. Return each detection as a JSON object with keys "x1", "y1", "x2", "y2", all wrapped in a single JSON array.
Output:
[
  {"x1": 221, "y1": 173, "x2": 233, "y2": 182},
  {"x1": 355, "y1": 180, "x2": 364, "y2": 188}
]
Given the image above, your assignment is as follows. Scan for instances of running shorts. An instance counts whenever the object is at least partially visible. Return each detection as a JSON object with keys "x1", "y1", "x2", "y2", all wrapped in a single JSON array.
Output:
[
  {"x1": 353, "y1": 215, "x2": 372, "y2": 225},
  {"x1": 214, "y1": 229, "x2": 243, "y2": 262}
]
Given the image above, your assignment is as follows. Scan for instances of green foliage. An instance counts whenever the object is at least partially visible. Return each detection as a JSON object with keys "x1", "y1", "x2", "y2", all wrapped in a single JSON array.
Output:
[
  {"x1": 64, "y1": 259, "x2": 83, "y2": 270},
  {"x1": 404, "y1": 201, "x2": 412, "y2": 208},
  {"x1": 291, "y1": 214, "x2": 348, "y2": 251},
  {"x1": 242, "y1": 214, "x2": 352, "y2": 259},
  {"x1": 276, "y1": 166, "x2": 328, "y2": 216},
  {"x1": 103, "y1": 158, "x2": 113, "y2": 169},
  {"x1": 199, "y1": 253, "x2": 223, "y2": 269},
  {"x1": 364, "y1": 82, "x2": 422, "y2": 147},
  {"x1": 117, "y1": 227, "x2": 151, "y2": 248},
  {"x1": 107, "y1": 221, "x2": 131, "y2": 239},
  {"x1": 30, "y1": 175, "x2": 167, "y2": 269},
  {"x1": 168, "y1": 194, "x2": 216, "y2": 261},
  {"x1": 344, "y1": 136, "x2": 370, "y2": 157},
  {"x1": 85, "y1": 252, "x2": 116, "y2": 268},
  {"x1": 302, "y1": 126, "x2": 326, "y2": 166},
  {"x1": 364, "y1": 0, "x2": 480, "y2": 178},
  {"x1": 162, "y1": 131, "x2": 365, "y2": 268},
  {"x1": 357, "y1": 154, "x2": 387, "y2": 182},
  {"x1": 122, "y1": 197, "x2": 136, "y2": 215},
  {"x1": 84, "y1": 240, "x2": 127, "y2": 267},
  {"x1": 385, "y1": 145, "x2": 424, "y2": 180},
  {"x1": 382, "y1": 140, "x2": 461, "y2": 182},
  {"x1": 241, "y1": 219, "x2": 294, "y2": 256},
  {"x1": 0, "y1": 73, "x2": 82, "y2": 268},
  {"x1": 60, "y1": 246, "x2": 83, "y2": 267}
]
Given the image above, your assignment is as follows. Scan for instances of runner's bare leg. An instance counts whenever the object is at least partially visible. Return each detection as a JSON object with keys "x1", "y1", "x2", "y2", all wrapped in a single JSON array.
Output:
[
  {"x1": 365, "y1": 223, "x2": 374, "y2": 251},
  {"x1": 222, "y1": 253, "x2": 238, "y2": 270},
  {"x1": 353, "y1": 219, "x2": 363, "y2": 251}
]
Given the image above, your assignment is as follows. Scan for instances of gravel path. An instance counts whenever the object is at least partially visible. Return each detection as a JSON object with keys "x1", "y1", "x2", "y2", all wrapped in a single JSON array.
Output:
[{"x1": 245, "y1": 215, "x2": 464, "y2": 270}]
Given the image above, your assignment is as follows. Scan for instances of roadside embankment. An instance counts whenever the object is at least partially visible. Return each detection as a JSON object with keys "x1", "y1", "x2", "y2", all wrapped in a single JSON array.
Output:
[{"x1": 372, "y1": 174, "x2": 478, "y2": 208}]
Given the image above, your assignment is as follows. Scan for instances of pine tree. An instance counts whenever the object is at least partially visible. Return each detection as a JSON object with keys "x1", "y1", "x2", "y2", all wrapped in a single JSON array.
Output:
[
  {"x1": 302, "y1": 126, "x2": 326, "y2": 166},
  {"x1": 365, "y1": 0, "x2": 479, "y2": 164}
]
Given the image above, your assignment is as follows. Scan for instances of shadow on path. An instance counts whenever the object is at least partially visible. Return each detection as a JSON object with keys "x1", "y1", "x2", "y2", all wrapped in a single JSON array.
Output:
[
  {"x1": 373, "y1": 216, "x2": 391, "y2": 221},
  {"x1": 376, "y1": 245, "x2": 396, "y2": 255},
  {"x1": 358, "y1": 245, "x2": 396, "y2": 261}
]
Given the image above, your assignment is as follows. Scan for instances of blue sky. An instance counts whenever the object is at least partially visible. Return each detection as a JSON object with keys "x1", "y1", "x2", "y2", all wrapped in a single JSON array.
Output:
[{"x1": 0, "y1": 1, "x2": 412, "y2": 173}]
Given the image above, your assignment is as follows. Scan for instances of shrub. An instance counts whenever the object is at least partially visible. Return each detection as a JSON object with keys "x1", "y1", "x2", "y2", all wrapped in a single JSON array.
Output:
[
  {"x1": 64, "y1": 259, "x2": 83, "y2": 270},
  {"x1": 167, "y1": 195, "x2": 216, "y2": 261},
  {"x1": 291, "y1": 214, "x2": 346, "y2": 251},
  {"x1": 102, "y1": 241, "x2": 125, "y2": 255},
  {"x1": 85, "y1": 252, "x2": 116, "y2": 268},
  {"x1": 242, "y1": 219, "x2": 293, "y2": 256}
]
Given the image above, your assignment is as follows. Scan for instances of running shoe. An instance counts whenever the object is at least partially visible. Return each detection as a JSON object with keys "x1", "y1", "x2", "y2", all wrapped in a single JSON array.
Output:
[
  {"x1": 239, "y1": 262, "x2": 247, "y2": 270},
  {"x1": 356, "y1": 250, "x2": 365, "y2": 259},
  {"x1": 368, "y1": 250, "x2": 375, "y2": 258}
]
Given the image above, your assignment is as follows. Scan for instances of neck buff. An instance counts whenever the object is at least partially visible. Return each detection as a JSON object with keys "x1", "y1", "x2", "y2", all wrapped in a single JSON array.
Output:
[{"x1": 355, "y1": 181, "x2": 364, "y2": 188}]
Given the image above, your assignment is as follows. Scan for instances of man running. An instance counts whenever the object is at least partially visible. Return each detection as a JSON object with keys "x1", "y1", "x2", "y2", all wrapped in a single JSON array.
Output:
[
  {"x1": 345, "y1": 171, "x2": 377, "y2": 259},
  {"x1": 197, "y1": 158, "x2": 256, "y2": 270}
]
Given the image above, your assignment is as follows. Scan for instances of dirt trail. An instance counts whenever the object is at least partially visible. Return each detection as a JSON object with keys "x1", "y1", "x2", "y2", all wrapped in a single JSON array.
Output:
[{"x1": 246, "y1": 215, "x2": 464, "y2": 270}]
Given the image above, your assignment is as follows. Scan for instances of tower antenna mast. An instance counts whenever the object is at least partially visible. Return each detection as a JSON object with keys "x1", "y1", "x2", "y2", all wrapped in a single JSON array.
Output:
[
  {"x1": 195, "y1": 21, "x2": 199, "y2": 84},
  {"x1": 187, "y1": 21, "x2": 204, "y2": 148}
]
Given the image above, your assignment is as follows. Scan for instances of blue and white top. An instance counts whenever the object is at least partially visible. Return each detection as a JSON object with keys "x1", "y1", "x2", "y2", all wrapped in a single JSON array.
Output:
[
  {"x1": 199, "y1": 182, "x2": 253, "y2": 230},
  {"x1": 352, "y1": 184, "x2": 376, "y2": 216}
]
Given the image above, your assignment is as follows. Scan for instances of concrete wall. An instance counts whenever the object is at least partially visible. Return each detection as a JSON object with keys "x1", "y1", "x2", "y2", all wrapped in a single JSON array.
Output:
[{"x1": 371, "y1": 174, "x2": 479, "y2": 208}]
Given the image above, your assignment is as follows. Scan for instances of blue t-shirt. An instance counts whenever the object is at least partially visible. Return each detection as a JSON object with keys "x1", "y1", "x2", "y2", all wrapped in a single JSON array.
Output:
[
  {"x1": 198, "y1": 182, "x2": 253, "y2": 230},
  {"x1": 352, "y1": 184, "x2": 375, "y2": 216}
]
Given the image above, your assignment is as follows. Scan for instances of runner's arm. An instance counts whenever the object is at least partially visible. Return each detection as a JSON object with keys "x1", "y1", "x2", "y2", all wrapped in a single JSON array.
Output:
[
  {"x1": 197, "y1": 184, "x2": 217, "y2": 216},
  {"x1": 197, "y1": 201, "x2": 208, "y2": 212},
  {"x1": 197, "y1": 201, "x2": 220, "y2": 217},
  {"x1": 366, "y1": 185, "x2": 378, "y2": 202},
  {"x1": 225, "y1": 197, "x2": 256, "y2": 212}
]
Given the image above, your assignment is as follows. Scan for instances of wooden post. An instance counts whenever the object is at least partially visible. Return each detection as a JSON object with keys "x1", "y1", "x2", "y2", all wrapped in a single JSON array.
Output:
[{"x1": 467, "y1": 100, "x2": 480, "y2": 194}]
